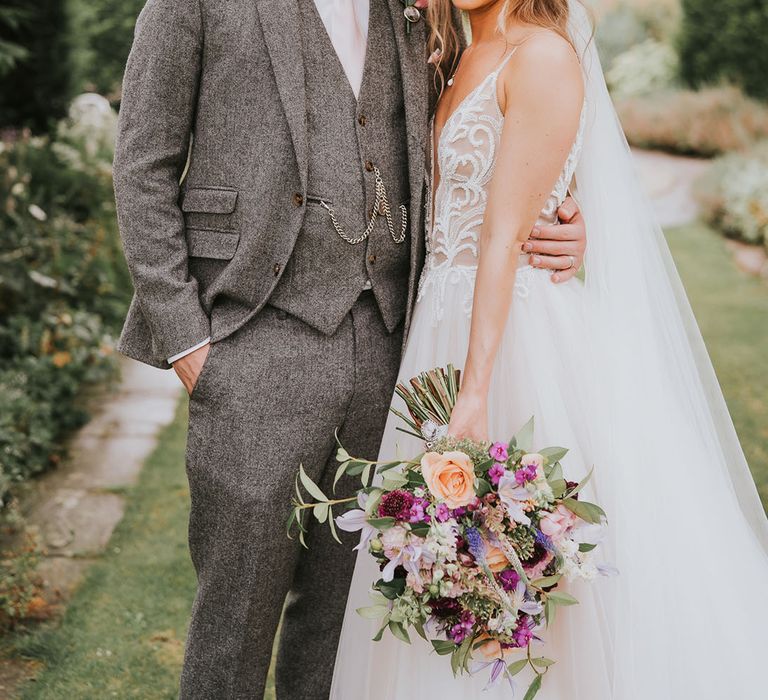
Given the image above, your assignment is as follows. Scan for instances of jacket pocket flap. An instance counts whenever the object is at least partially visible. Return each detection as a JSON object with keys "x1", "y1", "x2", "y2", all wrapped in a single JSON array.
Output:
[
  {"x1": 186, "y1": 228, "x2": 239, "y2": 260},
  {"x1": 181, "y1": 187, "x2": 238, "y2": 214}
]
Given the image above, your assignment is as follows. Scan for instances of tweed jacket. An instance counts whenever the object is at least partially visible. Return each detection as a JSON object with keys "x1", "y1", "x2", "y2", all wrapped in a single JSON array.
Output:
[{"x1": 113, "y1": 0, "x2": 435, "y2": 369}]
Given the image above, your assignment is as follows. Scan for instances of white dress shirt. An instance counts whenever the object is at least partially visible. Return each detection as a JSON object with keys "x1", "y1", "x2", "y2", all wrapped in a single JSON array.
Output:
[{"x1": 170, "y1": 0, "x2": 372, "y2": 364}]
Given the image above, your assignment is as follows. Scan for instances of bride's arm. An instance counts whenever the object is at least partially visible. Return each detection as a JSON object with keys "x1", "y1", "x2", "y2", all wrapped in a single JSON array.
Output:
[{"x1": 448, "y1": 35, "x2": 584, "y2": 441}]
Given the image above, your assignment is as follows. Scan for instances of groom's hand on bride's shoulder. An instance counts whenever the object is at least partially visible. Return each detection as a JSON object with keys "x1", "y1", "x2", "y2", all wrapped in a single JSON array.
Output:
[
  {"x1": 172, "y1": 343, "x2": 211, "y2": 395},
  {"x1": 522, "y1": 196, "x2": 586, "y2": 284}
]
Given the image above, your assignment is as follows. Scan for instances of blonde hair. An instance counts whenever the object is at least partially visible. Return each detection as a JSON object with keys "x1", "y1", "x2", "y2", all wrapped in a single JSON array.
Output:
[{"x1": 428, "y1": 0, "x2": 582, "y2": 94}]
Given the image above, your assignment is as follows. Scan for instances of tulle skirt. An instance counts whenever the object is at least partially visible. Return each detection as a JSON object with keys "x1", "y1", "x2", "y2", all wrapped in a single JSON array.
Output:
[{"x1": 330, "y1": 265, "x2": 768, "y2": 699}]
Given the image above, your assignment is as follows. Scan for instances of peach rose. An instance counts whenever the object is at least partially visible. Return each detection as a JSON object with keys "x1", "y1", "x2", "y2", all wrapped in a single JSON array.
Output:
[
  {"x1": 540, "y1": 504, "x2": 577, "y2": 540},
  {"x1": 420, "y1": 451, "x2": 476, "y2": 509},
  {"x1": 485, "y1": 544, "x2": 509, "y2": 573},
  {"x1": 475, "y1": 634, "x2": 519, "y2": 661}
]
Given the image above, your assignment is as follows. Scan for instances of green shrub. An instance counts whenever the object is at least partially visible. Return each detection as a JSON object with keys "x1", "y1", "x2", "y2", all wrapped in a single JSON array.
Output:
[
  {"x1": 596, "y1": 0, "x2": 681, "y2": 71},
  {"x1": 0, "y1": 97, "x2": 131, "y2": 498},
  {"x1": 69, "y1": 0, "x2": 146, "y2": 100},
  {"x1": 606, "y1": 39, "x2": 679, "y2": 99},
  {"x1": 616, "y1": 85, "x2": 768, "y2": 157},
  {"x1": 0, "y1": 0, "x2": 73, "y2": 131},
  {"x1": 679, "y1": 0, "x2": 768, "y2": 101},
  {"x1": 695, "y1": 142, "x2": 768, "y2": 250}
]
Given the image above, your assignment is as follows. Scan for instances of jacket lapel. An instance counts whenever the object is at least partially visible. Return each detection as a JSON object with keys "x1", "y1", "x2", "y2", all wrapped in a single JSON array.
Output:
[
  {"x1": 255, "y1": 0, "x2": 308, "y2": 190},
  {"x1": 386, "y1": 0, "x2": 429, "y2": 300}
]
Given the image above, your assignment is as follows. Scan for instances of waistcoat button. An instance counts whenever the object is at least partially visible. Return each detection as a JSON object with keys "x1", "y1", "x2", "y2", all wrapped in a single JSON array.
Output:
[
  {"x1": 368, "y1": 254, "x2": 377, "y2": 264},
  {"x1": 273, "y1": 263, "x2": 281, "y2": 276},
  {"x1": 358, "y1": 114, "x2": 367, "y2": 127},
  {"x1": 293, "y1": 193, "x2": 304, "y2": 207},
  {"x1": 365, "y1": 160, "x2": 374, "y2": 172}
]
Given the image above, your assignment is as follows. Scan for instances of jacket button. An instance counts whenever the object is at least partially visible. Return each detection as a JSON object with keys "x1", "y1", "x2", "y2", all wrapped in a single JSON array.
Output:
[
  {"x1": 358, "y1": 114, "x2": 367, "y2": 127},
  {"x1": 273, "y1": 263, "x2": 281, "y2": 276},
  {"x1": 368, "y1": 254, "x2": 377, "y2": 264},
  {"x1": 365, "y1": 160, "x2": 374, "y2": 172},
  {"x1": 293, "y1": 193, "x2": 304, "y2": 207}
]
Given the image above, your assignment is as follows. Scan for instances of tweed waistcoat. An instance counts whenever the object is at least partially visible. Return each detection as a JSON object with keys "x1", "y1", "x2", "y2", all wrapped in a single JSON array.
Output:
[{"x1": 268, "y1": 0, "x2": 411, "y2": 335}]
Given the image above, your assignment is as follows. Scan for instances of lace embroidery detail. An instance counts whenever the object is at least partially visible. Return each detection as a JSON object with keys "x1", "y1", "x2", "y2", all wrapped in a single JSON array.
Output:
[{"x1": 418, "y1": 53, "x2": 586, "y2": 326}]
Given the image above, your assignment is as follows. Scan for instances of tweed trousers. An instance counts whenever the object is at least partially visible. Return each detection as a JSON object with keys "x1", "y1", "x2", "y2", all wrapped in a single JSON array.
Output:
[{"x1": 181, "y1": 293, "x2": 402, "y2": 699}]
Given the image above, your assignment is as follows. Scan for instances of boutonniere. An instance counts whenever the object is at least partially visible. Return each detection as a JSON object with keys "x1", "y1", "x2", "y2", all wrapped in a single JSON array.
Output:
[{"x1": 401, "y1": 0, "x2": 429, "y2": 34}]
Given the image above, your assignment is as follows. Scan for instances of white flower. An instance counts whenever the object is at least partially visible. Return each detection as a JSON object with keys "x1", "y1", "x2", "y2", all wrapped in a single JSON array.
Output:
[
  {"x1": 497, "y1": 473, "x2": 531, "y2": 525},
  {"x1": 28, "y1": 204, "x2": 48, "y2": 221}
]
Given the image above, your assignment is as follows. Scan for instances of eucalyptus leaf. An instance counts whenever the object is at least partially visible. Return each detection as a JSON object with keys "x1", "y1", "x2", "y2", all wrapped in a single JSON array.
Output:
[
  {"x1": 578, "y1": 542, "x2": 597, "y2": 553},
  {"x1": 507, "y1": 658, "x2": 529, "y2": 676},
  {"x1": 361, "y1": 463, "x2": 372, "y2": 488},
  {"x1": 388, "y1": 620, "x2": 411, "y2": 644},
  {"x1": 549, "y1": 478, "x2": 567, "y2": 499},
  {"x1": 333, "y1": 460, "x2": 350, "y2": 491},
  {"x1": 548, "y1": 591, "x2": 579, "y2": 606},
  {"x1": 367, "y1": 516, "x2": 396, "y2": 530},
  {"x1": 562, "y1": 497, "x2": 605, "y2": 524},
  {"x1": 565, "y1": 467, "x2": 594, "y2": 498},
  {"x1": 475, "y1": 478, "x2": 492, "y2": 497},
  {"x1": 328, "y1": 507, "x2": 342, "y2": 544},
  {"x1": 431, "y1": 639, "x2": 457, "y2": 656},
  {"x1": 377, "y1": 461, "x2": 404, "y2": 473},
  {"x1": 313, "y1": 502, "x2": 329, "y2": 523},
  {"x1": 377, "y1": 577, "x2": 406, "y2": 600},
  {"x1": 514, "y1": 416, "x2": 535, "y2": 453},
  {"x1": 372, "y1": 617, "x2": 390, "y2": 642},
  {"x1": 531, "y1": 657, "x2": 556, "y2": 669},
  {"x1": 409, "y1": 523, "x2": 431, "y2": 537},
  {"x1": 381, "y1": 471, "x2": 408, "y2": 491},
  {"x1": 299, "y1": 465, "x2": 328, "y2": 502},
  {"x1": 540, "y1": 446, "x2": 569, "y2": 462},
  {"x1": 523, "y1": 674, "x2": 542, "y2": 700},
  {"x1": 356, "y1": 604, "x2": 389, "y2": 619},
  {"x1": 532, "y1": 574, "x2": 562, "y2": 588}
]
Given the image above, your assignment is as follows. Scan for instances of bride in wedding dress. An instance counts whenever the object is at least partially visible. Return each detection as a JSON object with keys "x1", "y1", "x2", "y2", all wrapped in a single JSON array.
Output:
[{"x1": 330, "y1": 1, "x2": 768, "y2": 698}]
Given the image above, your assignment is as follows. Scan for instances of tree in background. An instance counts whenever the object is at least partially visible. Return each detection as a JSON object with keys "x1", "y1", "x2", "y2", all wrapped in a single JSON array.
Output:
[
  {"x1": 679, "y1": 0, "x2": 768, "y2": 101},
  {"x1": 0, "y1": 4, "x2": 27, "y2": 77},
  {"x1": 70, "y1": 0, "x2": 145, "y2": 100},
  {"x1": 0, "y1": 0, "x2": 72, "y2": 132}
]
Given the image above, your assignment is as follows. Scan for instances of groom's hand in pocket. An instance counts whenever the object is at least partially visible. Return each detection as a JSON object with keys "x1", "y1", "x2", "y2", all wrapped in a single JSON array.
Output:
[
  {"x1": 172, "y1": 343, "x2": 211, "y2": 395},
  {"x1": 523, "y1": 196, "x2": 586, "y2": 283}
]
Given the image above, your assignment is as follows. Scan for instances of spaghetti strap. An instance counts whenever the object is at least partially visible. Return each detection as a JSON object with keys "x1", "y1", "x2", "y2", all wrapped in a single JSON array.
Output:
[{"x1": 491, "y1": 31, "x2": 550, "y2": 78}]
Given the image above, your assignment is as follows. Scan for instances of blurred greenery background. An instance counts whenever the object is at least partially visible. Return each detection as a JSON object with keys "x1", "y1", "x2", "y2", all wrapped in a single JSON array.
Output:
[{"x1": 0, "y1": 0, "x2": 766, "y2": 697}]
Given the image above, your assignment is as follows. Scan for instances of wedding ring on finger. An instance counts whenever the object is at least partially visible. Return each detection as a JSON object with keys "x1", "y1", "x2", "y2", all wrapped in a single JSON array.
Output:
[{"x1": 567, "y1": 255, "x2": 576, "y2": 269}]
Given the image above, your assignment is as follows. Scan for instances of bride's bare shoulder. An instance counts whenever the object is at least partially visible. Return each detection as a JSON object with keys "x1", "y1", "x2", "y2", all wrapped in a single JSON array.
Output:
[{"x1": 498, "y1": 29, "x2": 583, "y2": 111}]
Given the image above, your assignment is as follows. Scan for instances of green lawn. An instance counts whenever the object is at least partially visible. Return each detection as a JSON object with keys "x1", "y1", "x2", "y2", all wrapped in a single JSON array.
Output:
[{"x1": 8, "y1": 223, "x2": 768, "y2": 698}]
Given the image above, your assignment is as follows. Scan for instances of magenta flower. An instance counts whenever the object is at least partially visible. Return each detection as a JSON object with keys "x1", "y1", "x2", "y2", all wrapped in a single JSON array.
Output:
[
  {"x1": 512, "y1": 616, "x2": 535, "y2": 647},
  {"x1": 434, "y1": 502, "x2": 451, "y2": 522},
  {"x1": 489, "y1": 442, "x2": 509, "y2": 462},
  {"x1": 498, "y1": 569, "x2": 521, "y2": 591},
  {"x1": 514, "y1": 464, "x2": 538, "y2": 485},
  {"x1": 448, "y1": 610, "x2": 475, "y2": 643},
  {"x1": 409, "y1": 497, "x2": 430, "y2": 524},
  {"x1": 488, "y1": 462, "x2": 506, "y2": 486}
]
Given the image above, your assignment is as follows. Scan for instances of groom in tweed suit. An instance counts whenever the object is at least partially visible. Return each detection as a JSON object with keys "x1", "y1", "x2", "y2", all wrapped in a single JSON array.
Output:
[{"x1": 113, "y1": 1, "x2": 586, "y2": 697}]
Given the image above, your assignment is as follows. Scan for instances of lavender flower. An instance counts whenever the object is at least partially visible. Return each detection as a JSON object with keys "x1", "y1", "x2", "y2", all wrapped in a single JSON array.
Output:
[{"x1": 464, "y1": 527, "x2": 486, "y2": 563}]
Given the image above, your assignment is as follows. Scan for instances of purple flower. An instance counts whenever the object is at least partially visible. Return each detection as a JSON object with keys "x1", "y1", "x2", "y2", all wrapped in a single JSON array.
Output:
[
  {"x1": 448, "y1": 610, "x2": 475, "y2": 643},
  {"x1": 409, "y1": 497, "x2": 430, "y2": 524},
  {"x1": 465, "y1": 527, "x2": 486, "y2": 563},
  {"x1": 498, "y1": 568, "x2": 521, "y2": 591},
  {"x1": 452, "y1": 506, "x2": 467, "y2": 518},
  {"x1": 488, "y1": 463, "x2": 506, "y2": 486},
  {"x1": 489, "y1": 442, "x2": 509, "y2": 462},
  {"x1": 434, "y1": 502, "x2": 451, "y2": 522},
  {"x1": 512, "y1": 616, "x2": 535, "y2": 647},
  {"x1": 378, "y1": 490, "x2": 415, "y2": 520},
  {"x1": 514, "y1": 463, "x2": 538, "y2": 485}
]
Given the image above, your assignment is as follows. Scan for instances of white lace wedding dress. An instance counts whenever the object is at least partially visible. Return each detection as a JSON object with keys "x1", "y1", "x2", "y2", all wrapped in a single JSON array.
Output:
[{"x1": 330, "y1": 14, "x2": 768, "y2": 700}]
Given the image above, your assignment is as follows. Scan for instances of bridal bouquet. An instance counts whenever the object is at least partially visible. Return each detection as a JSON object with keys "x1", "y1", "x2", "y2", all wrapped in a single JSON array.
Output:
[{"x1": 288, "y1": 366, "x2": 613, "y2": 698}]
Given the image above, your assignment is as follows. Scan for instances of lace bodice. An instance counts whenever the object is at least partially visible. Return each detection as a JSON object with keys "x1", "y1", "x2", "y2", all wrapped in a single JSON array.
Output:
[{"x1": 418, "y1": 50, "x2": 586, "y2": 323}]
